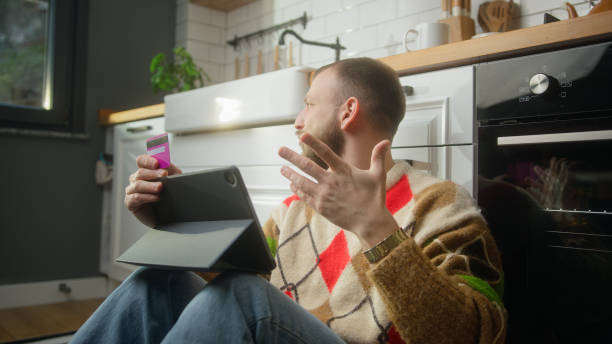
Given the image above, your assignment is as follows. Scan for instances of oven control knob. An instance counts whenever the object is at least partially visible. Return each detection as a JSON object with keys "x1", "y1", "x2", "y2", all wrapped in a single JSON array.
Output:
[{"x1": 529, "y1": 73, "x2": 557, "y2": 95}]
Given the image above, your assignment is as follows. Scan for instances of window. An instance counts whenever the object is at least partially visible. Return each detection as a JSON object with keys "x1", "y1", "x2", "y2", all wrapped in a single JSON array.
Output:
[{"x1": 0, "y1": 0, "x2": 87, "y2": 132}]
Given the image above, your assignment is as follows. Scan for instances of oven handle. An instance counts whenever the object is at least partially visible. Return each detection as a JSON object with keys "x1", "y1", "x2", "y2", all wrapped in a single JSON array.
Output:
[{"x1": 497, "y1": 130, "x2": 612, "y2": 146}]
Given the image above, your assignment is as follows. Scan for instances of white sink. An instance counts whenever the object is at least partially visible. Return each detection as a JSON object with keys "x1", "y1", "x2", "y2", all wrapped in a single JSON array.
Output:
[{"x1": 164, "y1": 66, "x2": 314, "y2": 134}]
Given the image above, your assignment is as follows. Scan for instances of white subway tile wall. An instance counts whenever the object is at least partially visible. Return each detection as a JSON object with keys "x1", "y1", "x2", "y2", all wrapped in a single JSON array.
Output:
[
  {"x1": 175, "y1": 1, "x2": 227, "y2": 85},
  {"x1": 176, "y1": 0, "x2": 595, "y2": 84}
]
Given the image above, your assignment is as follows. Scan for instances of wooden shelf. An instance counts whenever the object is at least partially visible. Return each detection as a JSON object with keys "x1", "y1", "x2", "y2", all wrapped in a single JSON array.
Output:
[
  {"x1": 99, "y1": 103, "x2": 165, "y2": 126},
  {"x1": 380, "y1": 11, "x2": 612, "y2": 76}
]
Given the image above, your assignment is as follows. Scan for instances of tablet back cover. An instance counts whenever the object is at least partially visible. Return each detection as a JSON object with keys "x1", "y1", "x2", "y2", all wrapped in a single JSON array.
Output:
[{"x1": 117, "y1": 166, "x2": 276, "y2": 274}]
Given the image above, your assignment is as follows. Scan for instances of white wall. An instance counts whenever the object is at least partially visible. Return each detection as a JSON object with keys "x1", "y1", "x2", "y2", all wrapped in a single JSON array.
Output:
[{"x1": 175, "y1": 0, "x2": 594, "y2": 84}]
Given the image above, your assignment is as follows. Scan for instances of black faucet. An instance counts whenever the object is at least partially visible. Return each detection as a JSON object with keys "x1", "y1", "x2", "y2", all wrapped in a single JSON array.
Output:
[{"x1": 278, "y1": 29, "x2": 346, "y2": 62}]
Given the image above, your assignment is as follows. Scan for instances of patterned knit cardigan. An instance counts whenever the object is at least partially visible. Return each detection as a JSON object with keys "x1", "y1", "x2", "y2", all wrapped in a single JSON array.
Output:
[{"x1": 262, "y1": 161, "x2": 507, "y2": 344}]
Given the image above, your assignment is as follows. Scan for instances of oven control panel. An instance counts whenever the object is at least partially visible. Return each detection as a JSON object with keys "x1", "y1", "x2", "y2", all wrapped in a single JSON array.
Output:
[
  {"x1": 476, "y1": 41, "x2": 612, "y2": 122},
  {"x1": 528, "y1": 73, "x2": 556, "y2": 96}
]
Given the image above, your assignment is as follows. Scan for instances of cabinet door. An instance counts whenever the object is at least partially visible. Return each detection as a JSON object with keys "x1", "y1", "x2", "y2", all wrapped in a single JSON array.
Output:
[
  {"x1": 398, "y1": 66, "x2": 473, "y2": 145},
  {"x1": 393, "y1": 97, "x2": 449, "y2": 147},
  {"x1": 108, "y1": 117, "x2": 165, "y2": 281}
]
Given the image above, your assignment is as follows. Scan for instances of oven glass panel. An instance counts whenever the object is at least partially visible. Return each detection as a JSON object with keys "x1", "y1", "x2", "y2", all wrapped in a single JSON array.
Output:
[{"x1": 477, "y1": 119, "x2": 612, "y2": 343}]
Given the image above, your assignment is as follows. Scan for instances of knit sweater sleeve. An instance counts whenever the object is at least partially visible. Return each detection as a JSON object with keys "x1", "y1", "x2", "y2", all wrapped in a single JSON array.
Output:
[{"x1": 367, "y1": 181, "x2": 507, "y2": 344}]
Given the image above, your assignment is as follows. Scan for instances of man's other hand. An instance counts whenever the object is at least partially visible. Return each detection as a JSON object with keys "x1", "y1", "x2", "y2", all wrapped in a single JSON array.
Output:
[
  {"x1": 278, "y1": 133, "x2": 398, "y2": 248},
  {"x1": 124, "y1": 154, "x2": 182, "y2": 228}
]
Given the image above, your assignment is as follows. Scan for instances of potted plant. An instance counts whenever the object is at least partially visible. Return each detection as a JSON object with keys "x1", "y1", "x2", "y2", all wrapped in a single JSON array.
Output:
[{"x1": 150, "y1": 46, "x2": 210, "y2": 94}]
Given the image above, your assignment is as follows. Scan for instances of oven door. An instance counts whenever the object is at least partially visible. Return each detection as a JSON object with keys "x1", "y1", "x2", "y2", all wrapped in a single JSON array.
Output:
[{"x1": 477, "y1": 117, "x2": 612, "y2": 343}]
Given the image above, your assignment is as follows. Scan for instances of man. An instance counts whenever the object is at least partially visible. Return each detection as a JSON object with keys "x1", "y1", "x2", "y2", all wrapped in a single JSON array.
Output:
[{"x1": 72, "y1": 58, "x2": 507, "y2": 343}]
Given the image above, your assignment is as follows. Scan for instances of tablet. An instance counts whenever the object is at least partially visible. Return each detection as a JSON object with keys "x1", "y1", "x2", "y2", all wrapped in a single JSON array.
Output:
[{"x1": 117, "y1": 166, "x2": 276, "y2": 274}]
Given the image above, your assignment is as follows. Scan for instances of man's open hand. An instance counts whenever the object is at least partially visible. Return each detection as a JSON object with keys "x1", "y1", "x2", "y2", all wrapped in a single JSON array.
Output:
[{"x1": 278, "y1": 133, "x2": 398, "y2": 248}]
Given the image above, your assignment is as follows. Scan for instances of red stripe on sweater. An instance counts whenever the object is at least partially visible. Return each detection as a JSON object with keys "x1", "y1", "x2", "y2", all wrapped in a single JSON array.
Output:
[
  {"x1": 385, "y1": 175, "x2": 413, "y2": 215},
  {"x1": 283, "y1": 194, "x2": 300, "y2": 207},
  {"x1": 386, "y1": 325, "x2": 406, "y2": 344},
  {"x1": 318, "y1": 231, "x2": 350, "y2": 292}
]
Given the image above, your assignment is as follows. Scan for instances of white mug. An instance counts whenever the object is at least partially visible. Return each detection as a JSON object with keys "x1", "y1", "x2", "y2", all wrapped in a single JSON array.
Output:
[{"x1": 404, "y1": 22, "x2": 449, "y2": 51}]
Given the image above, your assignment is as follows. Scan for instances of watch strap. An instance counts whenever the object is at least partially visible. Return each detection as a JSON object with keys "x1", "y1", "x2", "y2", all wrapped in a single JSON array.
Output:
[{"x1": 363, "y1": 227, "x2": 408, "y2": 264}]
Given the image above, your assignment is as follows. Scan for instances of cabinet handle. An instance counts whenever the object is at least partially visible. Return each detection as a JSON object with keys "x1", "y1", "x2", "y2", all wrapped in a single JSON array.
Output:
[
  {"x1": 126, "y1": 125, "x2": 153, "y2": 133},
  {"x1": 497, "y1": 130, "x2": 612, "y2": 146},
  {"x1": 402, "y1": 85, "x2": 414, "y2": 96}
]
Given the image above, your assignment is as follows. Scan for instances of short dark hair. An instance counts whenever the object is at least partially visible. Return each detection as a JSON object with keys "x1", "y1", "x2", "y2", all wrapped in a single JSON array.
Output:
[{"x1": 316, "y1": 57, "x2": 405, "y2": 137}]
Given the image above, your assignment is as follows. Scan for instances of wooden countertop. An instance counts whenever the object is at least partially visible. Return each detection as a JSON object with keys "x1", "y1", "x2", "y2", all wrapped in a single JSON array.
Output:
[
  {"x1": 101, "y1": 11, "x2": 612, "y2": 126},
  {"x1": 99, "y1": 103, "x2": 165, "y2": 126},
  {"x1": 380, "y1": 10, "x2": 612, "y2": 76}
]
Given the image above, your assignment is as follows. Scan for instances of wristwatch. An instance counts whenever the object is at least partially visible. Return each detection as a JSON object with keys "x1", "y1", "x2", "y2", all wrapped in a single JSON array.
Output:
[{"x1": 363, "y1": 227, "x2": 408, "y2": 263}]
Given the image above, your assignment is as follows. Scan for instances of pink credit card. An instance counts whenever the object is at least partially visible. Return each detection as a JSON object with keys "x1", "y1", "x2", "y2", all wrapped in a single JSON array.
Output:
[{"x1": 146, "y1": 133, "x2": 170, "y2": 169}]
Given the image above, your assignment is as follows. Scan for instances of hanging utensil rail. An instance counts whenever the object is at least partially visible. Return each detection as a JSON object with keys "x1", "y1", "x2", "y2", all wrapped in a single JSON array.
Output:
[{"x1": 227, "y1": 12, "x2": 308, "y2": 50}]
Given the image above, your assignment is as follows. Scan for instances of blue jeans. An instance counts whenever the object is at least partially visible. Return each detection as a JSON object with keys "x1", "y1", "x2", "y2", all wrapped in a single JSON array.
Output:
[{"x1": 70, "y1": 268, "x2": 345, "y2": 343}]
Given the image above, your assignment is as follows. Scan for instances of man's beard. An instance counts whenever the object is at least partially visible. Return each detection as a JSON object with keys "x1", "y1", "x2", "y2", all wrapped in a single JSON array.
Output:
[{"x1": 298, "y1": 122, "x2": 344, "y2": 170}]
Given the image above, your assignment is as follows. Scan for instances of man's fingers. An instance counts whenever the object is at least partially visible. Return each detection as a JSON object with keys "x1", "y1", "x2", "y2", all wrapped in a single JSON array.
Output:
[
  {"x1": 168, "y1": 163, "x2": 183, "y2": 175},
  {"x1": 289, "y1": 182, "x2": 315, "y2": 205},
  {"x1": 125, "y1": 180, "x2": 163, "y2": 195},
  {"x1": 125, "y1": 193, "x2": 160, "y2": 211},
  {"x1": 300, "y1": 133, "x2": 346, "y2": 172},
  {"x1": 136, "y1": 154, "x2": 182, "y2": 176},
  {"x1": 370, "y1": 140, "x2": 390, "y2": 176},
  {"x1": 278, "y1": 146, "x2": 327, "y2": 180},
  {"x1": 129, "y1": 168, "x2": 167, "y2": 183},
  {"x1": 136, "y1": 154, "x2": 159, "y2": 169},
  {"x1": 280, "y1": 166, "x2": 318, "y2": 197}
]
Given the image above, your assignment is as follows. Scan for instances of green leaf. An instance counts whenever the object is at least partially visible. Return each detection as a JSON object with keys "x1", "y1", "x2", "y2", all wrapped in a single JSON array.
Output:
[
  {"x1": 458, "y1": 274, "x2": 503, "y2": 305},
  {"x1": 150, "y1": 53, "x2": 166, "y2": 73},
  {"x1": 149, "y1": 46, "x2": 208, "y2": 94}
]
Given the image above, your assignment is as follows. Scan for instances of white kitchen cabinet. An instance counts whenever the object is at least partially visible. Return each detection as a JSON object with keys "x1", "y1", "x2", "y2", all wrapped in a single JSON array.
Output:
[
  {"x1": 397, "y1": 66, "x2": 474, "y2": 146},
  {"x1": 106, "y1": 117, "x2": 166, "y2": 281},
  {"x1": 395, "y1": 66, "x2": 475, "y2": 195}
]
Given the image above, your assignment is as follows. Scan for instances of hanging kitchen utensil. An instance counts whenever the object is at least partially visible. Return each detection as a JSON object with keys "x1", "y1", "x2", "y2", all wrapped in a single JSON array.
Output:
[
  {"x1": 441, "y1": 0, "x2": 450, "y2": 18},
  {"x1": 244, "y1": 52, "x2": 249, "y2": 77},
  {"x1": 274, "y1": 45, "x2": 279, "y2": 70},
  {"x1": 257, "y1": 50, "x2": 263, "y2": 74},
  {"x1": 288, "y1": 41, "x2": 294, "y2": 67},
  {"x1": 235, "y1": 57, "x2": 240, "y2": 80}
]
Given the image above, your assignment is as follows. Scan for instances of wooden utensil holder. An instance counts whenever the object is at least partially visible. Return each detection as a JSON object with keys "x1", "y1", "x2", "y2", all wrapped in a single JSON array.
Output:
[{"x1": 440, "y1": 15, "x2": 475, "y2": 42}]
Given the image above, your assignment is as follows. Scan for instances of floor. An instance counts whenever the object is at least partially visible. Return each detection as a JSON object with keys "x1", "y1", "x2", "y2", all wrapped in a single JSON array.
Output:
[{"x1": 0, "y1": 298, "x2": 104, "y2": 344}]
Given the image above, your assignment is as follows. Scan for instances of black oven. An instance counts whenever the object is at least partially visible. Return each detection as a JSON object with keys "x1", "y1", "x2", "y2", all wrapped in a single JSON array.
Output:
[{"x1": 475, "y1": 42, "x2": 612, "y2": 343}]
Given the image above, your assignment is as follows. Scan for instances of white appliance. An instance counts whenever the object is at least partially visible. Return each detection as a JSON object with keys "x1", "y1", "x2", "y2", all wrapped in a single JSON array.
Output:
[{"x1": 164, "y1": 66, "x2": 313, "y2": 133}]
